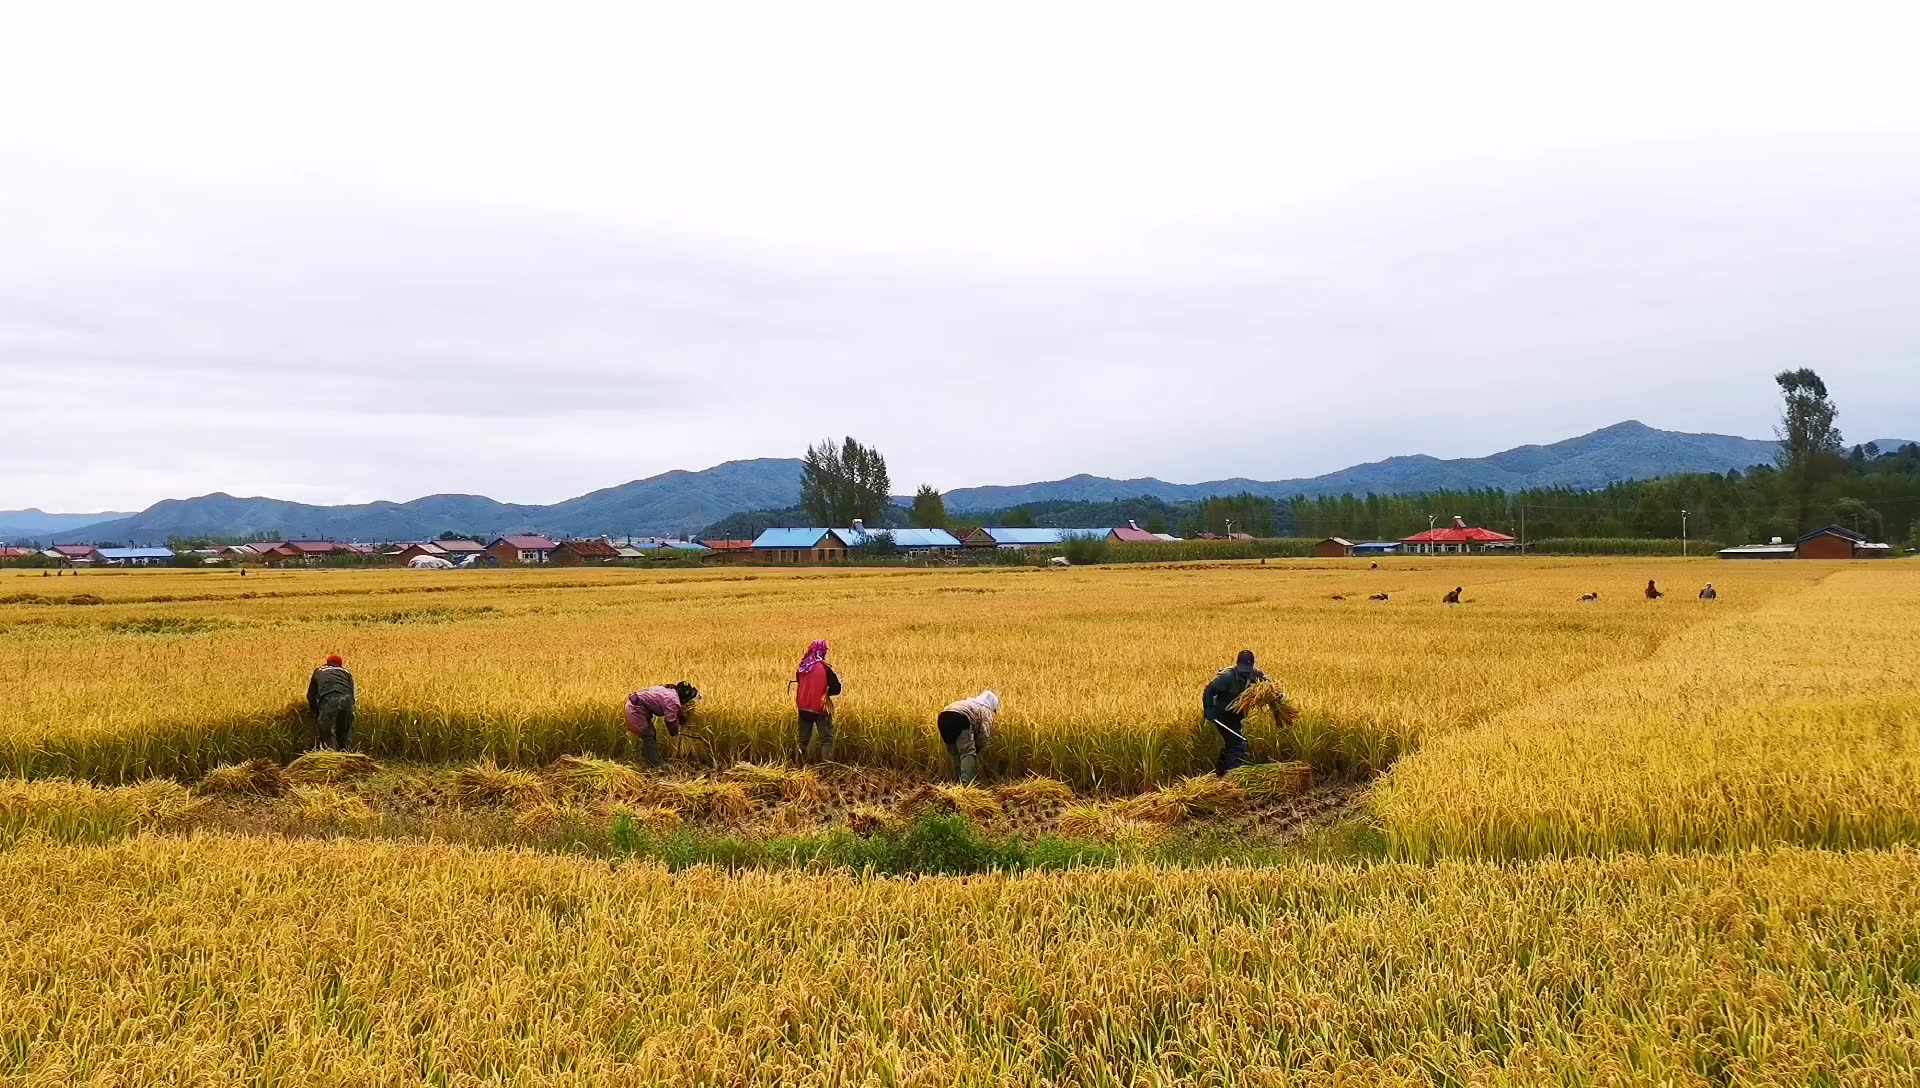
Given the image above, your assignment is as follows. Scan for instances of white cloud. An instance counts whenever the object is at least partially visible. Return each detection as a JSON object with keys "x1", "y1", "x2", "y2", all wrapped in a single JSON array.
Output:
[{"x1": 2, "y1": 2, "x2": 1918, "y2": 510}]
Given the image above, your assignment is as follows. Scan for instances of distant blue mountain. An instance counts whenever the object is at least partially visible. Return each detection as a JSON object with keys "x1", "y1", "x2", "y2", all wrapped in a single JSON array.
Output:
[
  {"x1": 937, "y1": 421, "x2": 1785, "y2": 509},
  {"x1": 31, "y1": 423, "x2": 1912, "y2": 543}
]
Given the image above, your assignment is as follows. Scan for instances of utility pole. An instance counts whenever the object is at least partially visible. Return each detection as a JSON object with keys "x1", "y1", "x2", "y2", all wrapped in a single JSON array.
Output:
[
  {"x1": 1520, "y1": 503, "x2": 1526, "y2": 555},
  {"x1": 1225, "y1": 518, "x2": 1234, "y2": 539},
  {"x1": 1427, "y1": 514, "x2": 1436, "y2": 557},
  {"x1": 1682, "y1": 509, "x2": 1689, "y2": 557}
]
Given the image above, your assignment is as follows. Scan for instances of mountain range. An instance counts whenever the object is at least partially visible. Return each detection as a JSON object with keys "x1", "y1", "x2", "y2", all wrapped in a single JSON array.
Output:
[{"x1": 6, "y1": 421, "x2": 1909, "y2": 544}]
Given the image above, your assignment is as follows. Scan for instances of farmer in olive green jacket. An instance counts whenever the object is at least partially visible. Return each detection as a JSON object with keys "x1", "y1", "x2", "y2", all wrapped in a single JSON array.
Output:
[{"x1": 306, "y1": 654, "x2": 356, "y2": 749}]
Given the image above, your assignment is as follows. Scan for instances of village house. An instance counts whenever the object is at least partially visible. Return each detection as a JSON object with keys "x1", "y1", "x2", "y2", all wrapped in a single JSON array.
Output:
[
  {"x1": 486, "y1": 535, "x2": 559, "y2": 565},
  {"x1": 1314, "y1": 537, "x2": 1355, "y2": 558},
  {"x1": 749, "y1": 522, "x2": 964, "y2": 563},
  {"x1": 260, "y1": 540, "x2": 347, "y2": 565},
  {"x1": 48, "y1": 544, "x2": 100, "y2": 564},
  {"x1": 550, "y1": 538, "x2": 622, "y2": 566},
  {"x1": 1722, "y1": 525, "x2": 1893, "y2": 560},
  {"x1": 963, "y1": 527, "x2": 1113, "y2": 548},
  {"x1": 1111, "y1": 521, "x2": 1160, "y2": 543},
  {"x1": 1399, "y1": 517, "x2": 1516, "y2": 555},
  {"x1": 95, "y1": 547, "x2": 175, "y2": 567}
]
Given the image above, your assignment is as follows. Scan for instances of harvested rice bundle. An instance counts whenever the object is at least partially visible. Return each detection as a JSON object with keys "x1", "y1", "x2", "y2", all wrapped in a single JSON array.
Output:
[
  {"x1": 454, "y1": 761, "x2": 550, "y2": 808},
  {"x1": 994, "y1": 776, "x2": 1076, "y2": 807},
  {"x1": 720, "y1": 761, "x2": 790, "y2": 800},
  {"x1": 547, "y1": 756, "x2": 645, "y2": 801},
  {"x1": 1112, "y1": 776, "x2": 1245, "y2": 825},
  {"x1": 123, "y1": 778, "x2": 204, "y2": 829},
  {"x1": 195, "y1": 758, "x2": 290, "y2": 798},
  {"x1": 1227, "y1": 761, "x2": 1314, "y2": 799},
  {"x1": 898, "y1": 784, "x2": 1003, "y2": 822},
  {"x1": 844, "y1": 805, "x2": 901, "y2": 836},
  {"x1": 289, "y1": 785, "x2": 372, "y2": 826},
  {"x1": 1227, "y1": 680, "x2": 1299, "y2": 726},
  {"x1": 662, "y1": 779, "x2": 754, "y2": 824},
  {"x1": 720, "y1": 762, "x2": 829, "y2": 806},
  {"x1": 605, "y1": 803, "x2": 683, "y2": 835},
  {"x1": 284, "y1": 750, "x2": 379, "y2": 785},
  {"x1": 1056, "y1": 803, "x2": 1169, "y2": 847}
]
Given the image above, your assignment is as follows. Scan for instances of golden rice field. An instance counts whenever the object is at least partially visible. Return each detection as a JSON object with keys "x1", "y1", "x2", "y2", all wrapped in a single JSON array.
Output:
[
  {"x1": 0, "y1": 558, "x2": 1829, "y2": 789},
  {"x1": 5, "y1": 556, "x2": 1920, "y2": 1083},
  {"x1": 1, "y1": 836, "x2": 1916, "y2": 1086}
]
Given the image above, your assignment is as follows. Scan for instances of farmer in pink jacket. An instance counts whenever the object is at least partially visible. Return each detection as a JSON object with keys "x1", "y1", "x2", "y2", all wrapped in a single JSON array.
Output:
[{"x1": 625, "y1": 681, "x2": 700, "y2": 766}]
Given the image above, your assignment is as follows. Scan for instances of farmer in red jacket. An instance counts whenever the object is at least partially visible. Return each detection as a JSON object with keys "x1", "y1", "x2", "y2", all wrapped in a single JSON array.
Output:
[
  {"x1": 792, "y1": 639, "x2": 843, "y2": 764},
  {"x1": 625, "y1": 681, "x2": 699, "y2": 767}
]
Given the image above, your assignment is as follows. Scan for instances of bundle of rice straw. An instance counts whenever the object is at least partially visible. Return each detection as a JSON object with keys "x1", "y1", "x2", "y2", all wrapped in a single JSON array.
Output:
[
  {"x1": 993, "y1": 776, "x2": 1076, "y2": 807},
  {"x1": 1226, "y1": 680, "x2": 1299, "y2": 726},
  {"x1": 196, "y1": 758, "x2": 290, "y2": 798},
  {"x1": 454, "y1": 760, "x2": 550, "y2": 808},
  {"x1": 546, "y1": 755, "x2": 645, "y2": 800},
  {"x1": 284, "y1": 750, "x2": 380, "y2": 785}
]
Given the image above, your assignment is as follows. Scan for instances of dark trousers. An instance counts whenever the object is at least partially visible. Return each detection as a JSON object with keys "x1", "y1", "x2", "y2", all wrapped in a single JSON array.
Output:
[
  {"x1": 797, "y1": 710, "x2": 835, "y2": 763},
  {"x1": 938, "y1": 710, "x2": 979, "y2": 784},
  {"x1": 314, "y1": 696, "x2": 355, "y2": 749},
  {"x1": 1212, "y1": 715, "x2": 1248, "y2": 776}
]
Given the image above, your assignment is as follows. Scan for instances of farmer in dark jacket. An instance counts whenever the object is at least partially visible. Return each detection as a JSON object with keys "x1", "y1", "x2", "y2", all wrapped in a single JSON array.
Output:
[
  {"x1": 306, "y1": 653, "x2": 356, "y2": 749},
  {"x1": 1202, "y1": 650, "x2": 1266, "y2": 775}
]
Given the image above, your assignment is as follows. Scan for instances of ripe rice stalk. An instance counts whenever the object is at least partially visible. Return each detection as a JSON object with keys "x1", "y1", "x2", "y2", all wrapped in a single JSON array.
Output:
[
  {"x1": 1056, "y1": 802, "x2": 1171, "y2": 846},
  {"x1": 454, "y1": 760, "x2": 550, "y2": 809},
  {"x1": 1227, "y1": 680, "x2": 1300, "y2": 726},
  {"x1": 1227, "y1": 761, "x2": 1314, "y2": 800},
  {"x1": 994, "y1": 776, "x2": 1076, "y2": 807},
  {"x1": 719, "y1": 761, "x2": 828, "y2": 806},
  {"x1": 284, "y1": 750, "x2": 380, "y2": 785},
  {"x1": 195, "y1": 758, "x2": 289, "y2": 798},
  {"x1": 547, "y1": 755, "x2": 646, "y2": 801}
]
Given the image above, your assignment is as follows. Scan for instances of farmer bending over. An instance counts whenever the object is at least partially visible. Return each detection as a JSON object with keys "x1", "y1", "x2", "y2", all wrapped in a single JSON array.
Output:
[
  {"x1": 937, "y1": 690, "x2": 998, "y2": 785},
  {"x1": 306, "y1": 653, "x2": 356, "y2": 749},
  {"x1": 1202, "y1": 650, "x2": 1266, "y2": 775},
  {"x1": 792, "y1": 639, "x2": 842, "y2": 764},
  {"x1": 626, "y1": 681, "x2": 699, "y2": 767}
]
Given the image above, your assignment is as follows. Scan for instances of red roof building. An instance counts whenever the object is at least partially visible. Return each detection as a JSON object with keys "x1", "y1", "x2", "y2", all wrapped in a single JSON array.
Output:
[
  {"x1": 487, "y1": 535, "x2": 560, "y2": 565},
  {"x1": 51, "y1": 544, "x2": 100, "y2": 562},
  {"x1": 1400, "y1": 517, "x2": 1516, "y2": 555},
  {"x1": 550, "y1": 538, "x2": 622, "y2": 565},
  {"x1": 1112, "y1": 521, "x2": 1159, "y2": 543}
]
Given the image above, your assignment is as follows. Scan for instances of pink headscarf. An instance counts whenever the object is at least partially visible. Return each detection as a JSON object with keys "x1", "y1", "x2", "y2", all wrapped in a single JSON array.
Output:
[{"x1": 796, "y1": 639, "x2": 830, "y2": 676}]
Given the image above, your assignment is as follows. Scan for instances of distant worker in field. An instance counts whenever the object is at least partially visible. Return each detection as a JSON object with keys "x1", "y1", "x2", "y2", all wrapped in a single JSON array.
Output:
[
  {"x1": 625, "y1": 682, "x2": 700, "y2": 767},
  {"x1": 1699, "y1": 583, "x2": 1717, "y2": 600},
  {"x1": 1442, "y1": 586, "x2": 1462, "y2": 605},
  {"x1": 792, "y1": 639, "x2": 842, "y2": 764},
  {"x1": 937, "y1": 690, "x2": 999, "y2": 784},
  {"x1": 1579, "y1": 591, "x2": 1599, "y2": 602},
  {"x1": 1202, "y1": 650, "x2": 1266, "y2": 775},
  {"x1": 1645, "y1": 579, "x2": 1663, "y2": 600},
  {"x1": 306, "y1": 653, "x2": 356, "y2": 749}
]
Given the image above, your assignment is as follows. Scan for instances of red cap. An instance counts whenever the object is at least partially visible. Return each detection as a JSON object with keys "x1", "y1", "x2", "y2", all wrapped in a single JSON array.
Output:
[{"x1": 325, "y1": 654, "x2": 343, "y2": 666}]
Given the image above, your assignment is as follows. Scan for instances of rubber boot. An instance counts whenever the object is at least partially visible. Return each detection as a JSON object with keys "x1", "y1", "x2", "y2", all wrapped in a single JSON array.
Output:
[
  {"x1": 640, "y1": 732, "x2": 663, "y2": 767},
  {"x1": 818, "y1": 740, "x2": 836, "y2": 765},
  {"x1": 958, "y1": 752, "x2": 979, "y2": 785}
]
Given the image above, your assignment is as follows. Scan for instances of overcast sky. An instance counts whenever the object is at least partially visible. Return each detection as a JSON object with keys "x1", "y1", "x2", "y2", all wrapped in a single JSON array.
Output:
[{"x1": 3, "y1": 3, "x2": 1918, "y2": 511}]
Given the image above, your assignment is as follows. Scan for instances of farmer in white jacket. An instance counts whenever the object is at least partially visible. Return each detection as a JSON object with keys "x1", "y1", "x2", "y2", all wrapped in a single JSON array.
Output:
[{"x1": 936, "y1": 690, "x2": 999, "y2": 785}]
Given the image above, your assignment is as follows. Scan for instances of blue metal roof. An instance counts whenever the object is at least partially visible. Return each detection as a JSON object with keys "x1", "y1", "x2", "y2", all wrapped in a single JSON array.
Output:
[
  {"x1": 1797, "y1": 524, "x2": 1864, "y2": 544},
  {"x1": 1350, "y1": 542, "x2": 1402, "y2": 553},
  {"x1": 833, "y1": 527, "x2": 963, "y2": 548},
  {"x1": 665, "y1": 541, "x2": 709, "y2": 551},
  {"x1": 750, "y1": 528, "x2": 834, "y2": 548},
  {"x1": 979, "y1": 527, "x2": 1107, "y2": 545},
  {"x1": 96, "y1": 547, "x2": 175, "y2": 559}
]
